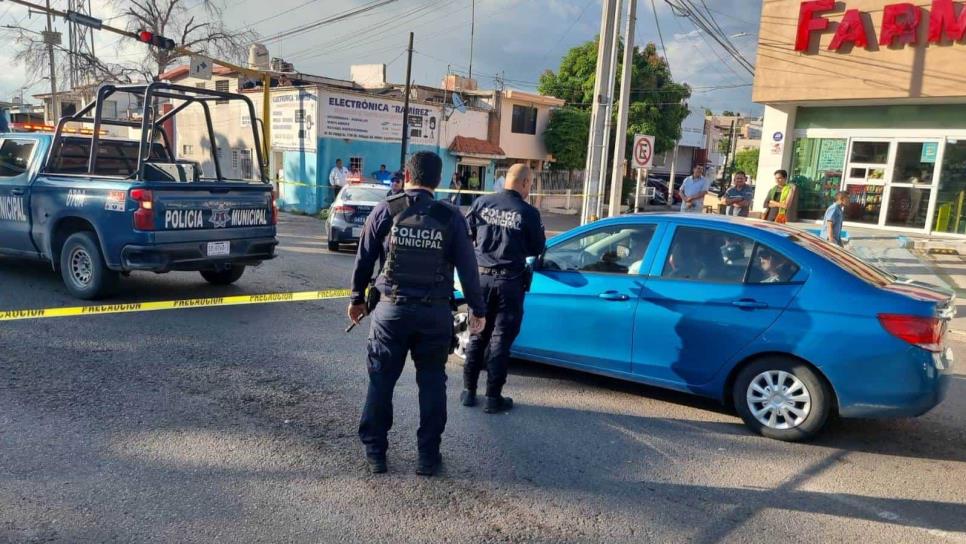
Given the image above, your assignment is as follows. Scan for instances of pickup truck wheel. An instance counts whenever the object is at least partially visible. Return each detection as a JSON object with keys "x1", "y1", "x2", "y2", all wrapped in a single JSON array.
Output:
[
  {"x1": 60, "y1": 232, "x2": 119, "y2": 300},
  {"x1": 200, "y1": 266, "x2": 245, "y2": 285}
]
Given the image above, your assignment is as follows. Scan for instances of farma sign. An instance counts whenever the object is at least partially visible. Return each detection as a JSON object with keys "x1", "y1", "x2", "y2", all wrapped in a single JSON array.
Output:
[{"x1": 796, "y1": 0, "x2": 966, "y2": 51}]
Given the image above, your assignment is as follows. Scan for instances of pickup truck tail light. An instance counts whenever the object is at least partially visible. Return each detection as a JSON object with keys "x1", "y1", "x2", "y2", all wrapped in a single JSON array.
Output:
[
  {"x1": 878, "y1": 314, "x2": 943, "y2": 352},
  {"x1": 130, "y1": 188, "x2": 155, "y2": 231},
  {"x1": 270, "y1": 189, "x2": 279, "y2": 225}
]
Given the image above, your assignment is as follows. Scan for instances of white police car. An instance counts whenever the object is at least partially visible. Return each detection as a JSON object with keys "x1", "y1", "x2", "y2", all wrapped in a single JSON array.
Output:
[{"x1": 325, "y1": 182, "x2": 390, "y2": 252}]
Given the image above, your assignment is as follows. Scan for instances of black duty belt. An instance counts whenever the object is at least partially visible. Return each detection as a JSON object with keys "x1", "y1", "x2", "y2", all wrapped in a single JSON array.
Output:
[
  {"x1": 384, "y1": 295, "x2": 450, "y2": 306},
  {"x1": 479, "y1": 266, "x2": 524, "y2": 277}
]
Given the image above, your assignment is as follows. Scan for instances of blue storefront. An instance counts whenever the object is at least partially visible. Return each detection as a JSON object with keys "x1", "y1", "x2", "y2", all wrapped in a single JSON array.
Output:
[{"x1": 272, "y1": 86, "x2": 495, "y2": 214}]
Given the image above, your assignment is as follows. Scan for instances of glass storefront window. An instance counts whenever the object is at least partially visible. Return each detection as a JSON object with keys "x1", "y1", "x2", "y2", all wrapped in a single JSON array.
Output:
[
  {"x1": 851, "y1": 141, "x2": 890, "y2": 164},
  {"x1": 885, "y1": 142, "x2": 937, "y2": 229},
  {"x1": 893, "y1": 142, "x2": 937, "y2": 184},
  {"x1": 885, "y1": 186, "x2": 931, "y2": 228},
  {"x1": 844, "y1": 184, "x2": 884, "y2": 224},
  {"x1": 934, "y1": 140, "x2": 966, "y2": 234},
  {"x1": 790, "y1": 138, "x2": 846, "y2": 220}
]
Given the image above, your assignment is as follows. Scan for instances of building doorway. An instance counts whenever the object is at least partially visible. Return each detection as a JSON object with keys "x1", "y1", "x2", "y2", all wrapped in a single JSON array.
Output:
[
  {"x1": 457, "y1": 163, "x2": 485, "y2": 206},
  {"x1": 839, "y1": 138, "x2": 942, "y2": 232}
]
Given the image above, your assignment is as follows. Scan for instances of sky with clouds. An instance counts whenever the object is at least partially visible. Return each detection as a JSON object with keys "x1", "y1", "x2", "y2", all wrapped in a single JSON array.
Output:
[{"x1": 0, "y1": 0, "x2": 763, "y2": 114}]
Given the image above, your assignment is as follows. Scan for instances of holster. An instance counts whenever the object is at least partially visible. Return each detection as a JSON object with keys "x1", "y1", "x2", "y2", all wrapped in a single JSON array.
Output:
[
  {"x1": 523, "y1": 266, "x2": 535, "y2": 292},
  {"x1": 364, "y1": 282, "x2": 380, "y2": 314}
]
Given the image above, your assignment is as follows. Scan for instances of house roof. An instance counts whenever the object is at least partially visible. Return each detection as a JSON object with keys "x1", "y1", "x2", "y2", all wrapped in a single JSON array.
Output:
[
  {"x1": 449, "y1": 136, "x2": 505, "y2": 159},
  {"x1": 503, "y1": 89, "x2": 564, "y2": 107},
  {"x1": 158, "y1": 64, "x2": 238, "y2": 81}
]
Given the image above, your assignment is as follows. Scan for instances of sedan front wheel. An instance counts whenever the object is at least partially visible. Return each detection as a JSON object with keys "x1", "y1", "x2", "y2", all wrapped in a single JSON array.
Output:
[{"x1": 733, "y1": 357, "x2": 832, "y2": 442}]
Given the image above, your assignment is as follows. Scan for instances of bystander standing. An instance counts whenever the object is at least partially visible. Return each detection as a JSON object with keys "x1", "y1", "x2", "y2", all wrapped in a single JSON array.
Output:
[
  {"x1": 821, "y1": 191, "x2": 849, "y2": 247},
  {"x1": 723, "y1": 171, "x2": 754, "y2": 217},
  {"x1": 679, "y1": 165, "x2": 710, "y2": 213}
]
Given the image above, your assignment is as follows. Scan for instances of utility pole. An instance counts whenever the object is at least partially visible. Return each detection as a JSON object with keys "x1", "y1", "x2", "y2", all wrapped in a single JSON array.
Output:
[
  {"x1": 596, "y1": 0, "x2": 623, "y2": 219},
  {"x1": 722, "y1": 118, "x2": 736, "y2": 180},
  {"x1": 400, "y1": 32, "x2": 415, "y2": 172},
  {"x1": 468, "y1": 0, "x2": 475, "y2": 81},
  {"x1": 580, "y1": 0, "x2": 619, "y2": 225},
  {"x1": 608, "y1": 0, "x2": 636, "y2": 218},
  {"x1": 729, "y1": 118, "x2": 740, "y2": 175},
  {"x1": 43, "y1": 0, "x2": 59, "y2": 123}
]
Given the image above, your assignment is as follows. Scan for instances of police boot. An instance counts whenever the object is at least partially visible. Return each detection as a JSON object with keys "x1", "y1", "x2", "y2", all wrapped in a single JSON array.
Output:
[
  {"x1": 366, "y1": 453, "x2": 387, "y2": 474},
  {"x1": 416, "y1": 452, "x2": 442, "y2": 477},
  {"x1": 460, "y1": 389, "x2": 477, "y2": 407},
  {"x1": 484, "y1": 395, "x2": 513, "y2": 414}
]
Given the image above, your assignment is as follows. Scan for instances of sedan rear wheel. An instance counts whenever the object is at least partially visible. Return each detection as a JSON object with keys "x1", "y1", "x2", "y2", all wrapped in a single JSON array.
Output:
[{"x1": 733, "y1": 357, "x2": 831, "y2": 442}]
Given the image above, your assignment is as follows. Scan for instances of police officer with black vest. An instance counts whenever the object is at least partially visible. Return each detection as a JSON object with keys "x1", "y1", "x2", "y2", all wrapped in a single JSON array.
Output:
[
  {"x1": 461, "y1": 164, "x2": 546, "y2": 413},
  {"x1": 349, "y1": 151, "x2": 486, "y2": 476}
]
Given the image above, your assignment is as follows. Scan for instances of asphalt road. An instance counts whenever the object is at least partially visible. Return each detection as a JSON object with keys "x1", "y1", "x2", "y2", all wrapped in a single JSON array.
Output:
[{"x1": 1, "y1": 214, "x2": 964, "y2": 543}]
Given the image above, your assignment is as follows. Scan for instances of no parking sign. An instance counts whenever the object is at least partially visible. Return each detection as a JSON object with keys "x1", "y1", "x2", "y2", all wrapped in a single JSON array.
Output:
[{"x1": 632, "y1": 134, "x2": 655, "y2": 169}]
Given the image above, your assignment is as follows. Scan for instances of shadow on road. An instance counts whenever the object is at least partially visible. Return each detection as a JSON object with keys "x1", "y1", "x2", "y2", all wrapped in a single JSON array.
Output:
[{"x1": 505, "y1": 357, "x2": 966, "y2": 464}]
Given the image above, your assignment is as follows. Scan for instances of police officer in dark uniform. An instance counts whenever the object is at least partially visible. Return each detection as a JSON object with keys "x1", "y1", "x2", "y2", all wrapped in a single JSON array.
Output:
[
  {"x1": 461, "y1": 164, "x2": 546, "y2": 413},
  {"x1": 349, "y1": 151, "x2": 486, "y2": 476}
]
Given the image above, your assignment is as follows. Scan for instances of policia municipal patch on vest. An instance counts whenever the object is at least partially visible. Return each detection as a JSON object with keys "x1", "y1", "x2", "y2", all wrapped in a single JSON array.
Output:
[{"x1": 382, "y1": 193, "x2": 455, "y2": 301}]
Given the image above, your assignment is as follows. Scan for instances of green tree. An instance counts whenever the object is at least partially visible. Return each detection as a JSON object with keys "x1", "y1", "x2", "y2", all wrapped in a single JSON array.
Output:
[
  {"x1": 543, "y1": 107, "x2": 591, "y2": 170},
  {"x1": 539, "y1": 40, "x2": 691, "y2": 158},
  {"x1": 734, "y1": 147, "x2": 760, "y2": 180}
]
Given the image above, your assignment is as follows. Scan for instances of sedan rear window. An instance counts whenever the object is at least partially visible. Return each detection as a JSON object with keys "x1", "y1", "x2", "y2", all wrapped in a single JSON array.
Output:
[
  {"x1": 341, "y1": 187, "x2": 387, "y2": 202},
  {"x1": 662, "y1": 226, "x2": 799, "y2": 284},
  {"x1": 790, "y1": 232, "x2": 894, "y2": 287}
]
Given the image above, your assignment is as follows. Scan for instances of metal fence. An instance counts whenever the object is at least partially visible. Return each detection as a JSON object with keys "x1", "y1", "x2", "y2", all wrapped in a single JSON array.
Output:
[{"x1": 494, "y1": 168, "x2": 587, "y2": 212}]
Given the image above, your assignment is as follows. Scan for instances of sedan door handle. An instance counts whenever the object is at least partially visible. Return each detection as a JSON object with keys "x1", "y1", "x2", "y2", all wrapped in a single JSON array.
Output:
[
  {"x1": 732, "y1": 299, "x2": 769, "y2": 310},
  {"x1": 599, "y1": 291, "x2": 630, "y2": 301},
  {"x1": 11, "y1": 188, "x2": 25, "y2": 196}
]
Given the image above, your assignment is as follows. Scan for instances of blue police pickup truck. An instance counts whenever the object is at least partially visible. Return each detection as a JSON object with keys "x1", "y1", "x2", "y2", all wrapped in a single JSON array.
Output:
[{"x1": 0, "y1": 82, "x2": 277, "y2": 299}]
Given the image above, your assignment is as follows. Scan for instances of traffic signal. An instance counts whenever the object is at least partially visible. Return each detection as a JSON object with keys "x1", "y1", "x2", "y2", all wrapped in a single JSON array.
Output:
[{"x1": 136, "y1": 30, "x2": 176, "y2": 51}]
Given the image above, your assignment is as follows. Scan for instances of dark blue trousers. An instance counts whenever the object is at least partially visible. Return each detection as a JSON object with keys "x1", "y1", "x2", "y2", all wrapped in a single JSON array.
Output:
[
  {"x1": 463, "y1": 274, "x2": 526, "y2": 397},
  {"x1": 358, "y1": 301, "x2": 453, "y2": 457}
]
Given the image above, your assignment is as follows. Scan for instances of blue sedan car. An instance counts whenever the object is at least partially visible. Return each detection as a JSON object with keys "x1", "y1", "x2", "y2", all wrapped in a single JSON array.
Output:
[{"x1": 456, "y1": 214, "x2": 954, "y2": 441}]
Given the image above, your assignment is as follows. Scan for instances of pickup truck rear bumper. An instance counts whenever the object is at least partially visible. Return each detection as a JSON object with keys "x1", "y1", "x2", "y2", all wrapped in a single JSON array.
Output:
[{"x1": 119, "y1": 237, "x2": 277, "y2": 272}]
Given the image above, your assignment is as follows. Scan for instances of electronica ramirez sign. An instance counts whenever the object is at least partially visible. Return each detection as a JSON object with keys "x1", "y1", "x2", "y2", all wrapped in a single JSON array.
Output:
[{"x1": 797, "y1": 0, "x2": 966, "y2": 51}]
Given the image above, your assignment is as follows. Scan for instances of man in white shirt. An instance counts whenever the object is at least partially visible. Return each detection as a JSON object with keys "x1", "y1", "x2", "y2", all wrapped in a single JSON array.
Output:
[
  {"x1": 679, "y1": 165, "x2": 710, "y2": 213},
  {"x1": 329, "y1": 159, "x2": 349, "y2": 197}
]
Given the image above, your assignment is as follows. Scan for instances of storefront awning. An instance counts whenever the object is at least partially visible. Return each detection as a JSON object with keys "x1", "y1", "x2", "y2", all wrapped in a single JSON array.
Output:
[{"x1": 449, "y1": 136, "x2": 506, "y2": 160}]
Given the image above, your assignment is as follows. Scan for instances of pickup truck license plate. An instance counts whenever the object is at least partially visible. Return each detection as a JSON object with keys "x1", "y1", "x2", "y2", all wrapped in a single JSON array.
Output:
[
  {"x1": 207, "y1": 241, "x2": 230, "y2": 256},
  {"x1": 352, "y1": 227, "x2": 363, "y2": 237}
]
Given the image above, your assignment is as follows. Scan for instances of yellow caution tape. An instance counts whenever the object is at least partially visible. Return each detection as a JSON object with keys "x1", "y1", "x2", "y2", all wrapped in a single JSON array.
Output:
[
  {"x1": 434, "y1": 188, "x2": 587, "y2": 197},
  {"x1": 277, "y1": 180, "x2": 322, "y2": 189},
  {"x1": 0, "y1": 288, "x2": 351, "y2": 322}
]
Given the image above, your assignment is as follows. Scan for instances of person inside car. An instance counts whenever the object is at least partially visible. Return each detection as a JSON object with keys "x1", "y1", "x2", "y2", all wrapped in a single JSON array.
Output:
[
  {"x1": 584, "y1": 250, "x2": 628, "y2": 274},
  {"x1": 757, "y1": 249, "x2": 792, "y2": 283},
  {"x1": 626, "y1": 231, "x2": 653, "y2": 275},
  {"x1": 665, "y1": 244, "x2": 703, "y2": 279}
]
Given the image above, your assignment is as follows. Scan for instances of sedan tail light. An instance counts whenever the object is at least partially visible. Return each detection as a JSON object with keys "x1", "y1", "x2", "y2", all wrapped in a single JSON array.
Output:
[
  {"x1": 878, "y1": 314, "x2": 943, "y2": 352},
  {"x1": 333, "y1": 205, "x2": 356, "y2": 216}
]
